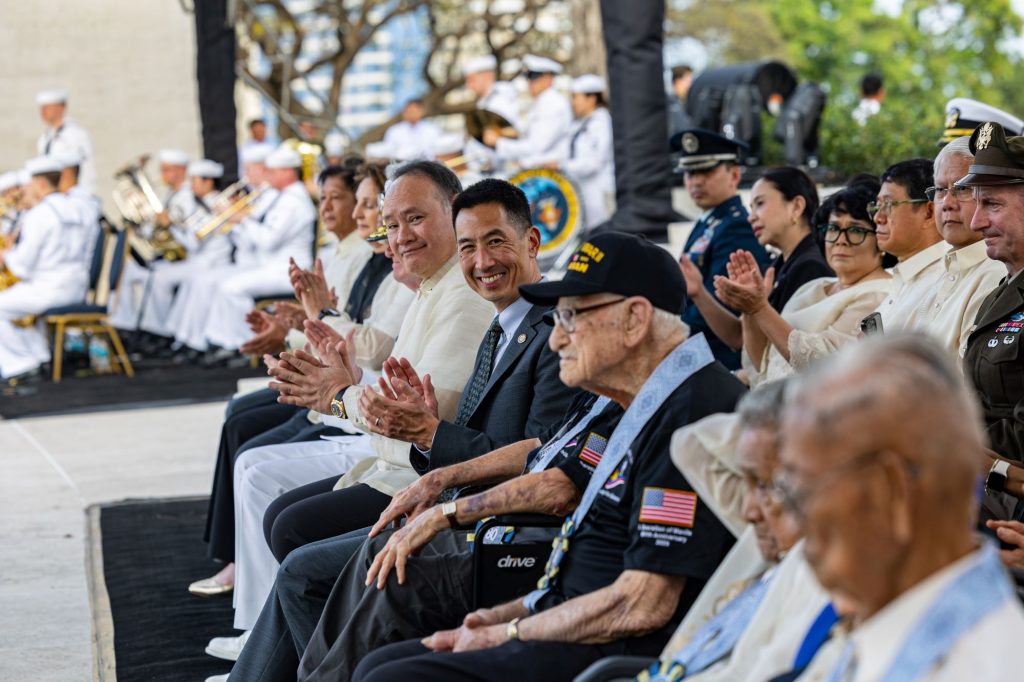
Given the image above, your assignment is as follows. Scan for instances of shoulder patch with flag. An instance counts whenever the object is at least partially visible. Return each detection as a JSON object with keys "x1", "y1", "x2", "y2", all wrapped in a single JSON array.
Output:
[
  {"x1": 578, "y1": 432, "x2": 608, "y2": 467},
  {"x1": 639, "y1": 487, "x2": 697, "y2": 527}
]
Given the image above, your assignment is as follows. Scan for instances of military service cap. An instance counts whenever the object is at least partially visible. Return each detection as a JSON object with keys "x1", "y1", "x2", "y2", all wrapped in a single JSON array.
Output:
[
  {"x1": 955, "y1": 122, "x2": 1024, "y2": 187},
  {"x1": 670, "y1": 129, "x2": 747, "y2": 172},
  {"x1": 941, "y1": 98, "x2": 1024, "y2": 146}
]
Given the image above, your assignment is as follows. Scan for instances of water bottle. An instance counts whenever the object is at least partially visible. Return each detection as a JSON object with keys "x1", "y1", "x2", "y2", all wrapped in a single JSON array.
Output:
[
  {"x1": 65, "y1": 329, "x2": 86, "y2": 354},
  {"x1": 88, "y1": 336, "x2": 112, "y2": 374}
]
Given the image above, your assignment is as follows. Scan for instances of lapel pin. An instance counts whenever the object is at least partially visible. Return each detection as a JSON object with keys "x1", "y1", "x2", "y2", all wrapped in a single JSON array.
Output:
[{"x1": 517, "y1": 333, "x2": 527, "y2": 344}]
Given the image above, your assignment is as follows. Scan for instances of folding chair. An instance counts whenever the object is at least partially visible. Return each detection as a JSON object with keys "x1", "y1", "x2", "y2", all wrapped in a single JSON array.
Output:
[{"x1": 43, "y1": 224, "x2": 135, "y2": 382}]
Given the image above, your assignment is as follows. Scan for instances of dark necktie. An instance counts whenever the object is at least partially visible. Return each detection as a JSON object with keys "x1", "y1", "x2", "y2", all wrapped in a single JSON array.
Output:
[
  {"x1": 454, "y1": 317, "x2": 503, "y2": 427},
  {"x1": 437, "y1": 318, "x2": 504, "y2": 504}
]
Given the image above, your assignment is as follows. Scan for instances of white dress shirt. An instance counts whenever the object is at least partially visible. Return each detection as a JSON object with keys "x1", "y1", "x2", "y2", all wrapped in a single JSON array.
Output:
[
  {"x1": 332, "y1": 254, "x2": 495, "y2": 495},
  {"x1": 37, "y1": 117, "x2": 97, "y2": 194},
  {"x1": 875, "y1": 240, "x2": 948, "y2": 337},
  {"x1": 928, "y1": 241, "x2": 1005, "y2": 357},
  {"x1": 495, "y1": 85, "x2": 573, "y2": 168},
  {"x1": 563, "y1": 107, "x2": 615, "y2": 228},
  {"x1": 798, "y1": 547, "x2": 1024, "y2": 682},
  {"x1": 382, "y1": 119, "x2": 444, "y2": 160}
]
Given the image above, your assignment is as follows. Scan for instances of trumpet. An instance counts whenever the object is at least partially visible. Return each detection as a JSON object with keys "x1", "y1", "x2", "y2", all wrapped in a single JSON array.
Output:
[{"x1": 195, "y1": 184, "x2": 269, "y2": 241}]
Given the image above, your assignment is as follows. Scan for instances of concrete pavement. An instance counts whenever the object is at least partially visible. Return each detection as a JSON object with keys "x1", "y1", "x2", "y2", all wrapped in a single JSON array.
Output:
[{"x1": 0, "y1": 401, "x2": 227, "y2": 681}]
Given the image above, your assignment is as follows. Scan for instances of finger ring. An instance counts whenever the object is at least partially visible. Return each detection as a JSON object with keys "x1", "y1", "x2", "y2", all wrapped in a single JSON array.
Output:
[{"x1": 375, "y1": 417, "x2": 382, "y2": 427}]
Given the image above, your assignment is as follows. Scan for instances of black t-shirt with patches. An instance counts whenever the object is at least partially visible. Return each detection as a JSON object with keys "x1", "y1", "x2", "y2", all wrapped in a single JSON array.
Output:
[
  {"x1": 544, "y1": 362, "x2": 746, "y2": 654},
  {"x1": 524, "y1": 392, "x2": 625, "y2": 478}
]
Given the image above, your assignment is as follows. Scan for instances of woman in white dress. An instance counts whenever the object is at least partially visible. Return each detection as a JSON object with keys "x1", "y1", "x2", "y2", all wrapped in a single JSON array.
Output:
[{"x1": 715, "y1": 182, "x2": 895, "y2": 385}]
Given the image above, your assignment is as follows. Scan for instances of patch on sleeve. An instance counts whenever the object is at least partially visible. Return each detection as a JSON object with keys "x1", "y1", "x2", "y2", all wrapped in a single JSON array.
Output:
[
  {"x1": 639, "y1": 487, "x2": 697, "y2": 528},
  {"x1": 578, "y1": 432, "x2": 608, "y2": 467}
]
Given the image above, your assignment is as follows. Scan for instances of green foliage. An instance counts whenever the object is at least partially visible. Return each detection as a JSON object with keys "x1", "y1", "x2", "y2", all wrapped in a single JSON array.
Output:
[{"x1": 669, "y1": 0, "x2": 1024, "y2": 178}]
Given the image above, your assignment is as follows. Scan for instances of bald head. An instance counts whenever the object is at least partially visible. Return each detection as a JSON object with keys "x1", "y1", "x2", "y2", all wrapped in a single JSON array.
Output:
[{"x1": 779, "y1": 335, "x2": 984, "y2": 619}]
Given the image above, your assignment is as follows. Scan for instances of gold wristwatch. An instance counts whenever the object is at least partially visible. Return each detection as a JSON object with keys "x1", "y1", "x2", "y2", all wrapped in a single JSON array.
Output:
[
  {"x1": 441, "y1": 500, "x2": 458, "y2": 528},
  {"x1": 329, "y1": 390, "x2": 347, "y2": 419},
  {"x1": 506, "y1": 617, "x2": 521, "y2": 641}
]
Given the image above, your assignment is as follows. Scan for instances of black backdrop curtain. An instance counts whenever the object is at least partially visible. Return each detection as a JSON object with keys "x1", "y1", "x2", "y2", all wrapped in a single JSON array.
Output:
[
  {"x1": 194, "y1": 0, "x2": 239, "y2": 185},
  {"x1": 599, "y1": 0, "x2": 679, "y2": 237}
]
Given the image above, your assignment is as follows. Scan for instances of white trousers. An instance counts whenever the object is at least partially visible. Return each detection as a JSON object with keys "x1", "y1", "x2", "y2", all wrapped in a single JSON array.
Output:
[
  {"x1": 107, "y1": 259, "x2": 151, "y2": 331},
  {"x1": 138, "y1": 259, "x2": 218, "y2": 337},
  {"x1": 230, "y1": 436, "x2": 371, "y2": 630},
  {"x1": 170, "y1": 263, "x2": 292, "y2": 351},
  {"x1": 0, "y1": 276, "x2": 86, "y2": 378}
]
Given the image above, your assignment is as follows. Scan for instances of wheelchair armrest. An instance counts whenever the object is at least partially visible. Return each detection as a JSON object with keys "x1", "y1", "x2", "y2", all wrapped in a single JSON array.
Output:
[{"x1": 573, "y1": 656, "x2": 656, "y2": 682}]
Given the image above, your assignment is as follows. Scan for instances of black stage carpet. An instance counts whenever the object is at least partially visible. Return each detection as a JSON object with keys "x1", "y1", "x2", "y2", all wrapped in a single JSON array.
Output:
[
  {"x1": 0, "y1": 358, "x2": 264, "y2": 420},
  {"x1": 91, "y1": 497, "x2": 237, "y2": 681}
]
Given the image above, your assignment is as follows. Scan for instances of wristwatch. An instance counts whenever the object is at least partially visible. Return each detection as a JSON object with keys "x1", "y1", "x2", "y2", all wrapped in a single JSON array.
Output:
[
  {"x1": 441, "y1": 501, "x2": 459, "y2": 528},
  {"x1": 506, "y1": 617, "x2": 521, "y2": 641},
  {"x1": 329, "y1": 389, "x2": 348, "y2": 419},
  {"x1": 986, "y1": 459, "x2": 1011, "y2": 494},
  {"x1": 318, "y1": 307, "x2": 341, "y2": 320}
]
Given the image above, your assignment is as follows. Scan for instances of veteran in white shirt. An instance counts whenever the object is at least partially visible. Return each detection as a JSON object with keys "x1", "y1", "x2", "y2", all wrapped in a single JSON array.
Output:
[
  {"x1": 35, "y1": 89, "x2": 97, "y2": 194},
  {"x1": 487, "y1": 54, "x2": 573, "y2": 169},
  {"x1": 780, "y1": 335, "x2": 1024, "y2": 682}
]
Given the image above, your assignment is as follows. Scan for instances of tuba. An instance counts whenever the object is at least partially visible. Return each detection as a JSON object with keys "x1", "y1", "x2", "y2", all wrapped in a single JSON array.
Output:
[{"x1": 111, "y1": 156, "x2": 187, "y2": 263}]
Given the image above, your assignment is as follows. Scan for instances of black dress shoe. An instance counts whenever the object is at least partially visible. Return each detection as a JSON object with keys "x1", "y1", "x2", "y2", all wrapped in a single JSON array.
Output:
[
  {"x1": 171, "y1": 347, "x2": 204, "y2": 365},
  {"x1": 200, "y1": 347, "x2": 240, "y2": 368}
]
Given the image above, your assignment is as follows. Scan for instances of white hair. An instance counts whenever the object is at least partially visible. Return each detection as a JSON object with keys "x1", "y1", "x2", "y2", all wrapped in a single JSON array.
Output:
[
  {"x1": 651, "y1": 308, "x2": 687, "y2": 338},
  {"x1": 934, "y1": 135, "x2": 973, "y2": 178}
]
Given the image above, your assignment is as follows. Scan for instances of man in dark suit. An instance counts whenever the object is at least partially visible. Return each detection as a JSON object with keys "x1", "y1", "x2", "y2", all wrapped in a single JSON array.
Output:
[{"x1": 226, "y1": 179, "x2": 579, "y2": 680}]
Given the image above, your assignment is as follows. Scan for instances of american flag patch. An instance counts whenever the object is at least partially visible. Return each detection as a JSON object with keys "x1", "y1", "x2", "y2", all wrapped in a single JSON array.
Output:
[
  {"x1": 578, "y1": 432, "x2": 608, "y2": 467},
  {"x1": 639, "y1": 487, "x2": 697, "y2": 527}
]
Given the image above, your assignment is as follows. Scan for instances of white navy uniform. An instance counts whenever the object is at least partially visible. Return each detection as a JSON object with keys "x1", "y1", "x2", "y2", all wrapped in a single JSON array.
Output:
[
  {"x1": 495, "y1": 86, "x2": 573, "y2": 168},
  {"x1": 0, "y1": 193, "x2": 89, "y2": 378},
  {"x1": 381, "y1": 119, "x2": 444, "y2": 160},
  {"x1": 139, "y1": 192, "x2": 235, "y2": 337},
  {"x1": 171, "y1": 181, "x2": 316, "y2": 351},
  {"x1": 65, "y1": 185, "x2": 102, "y2": 266},
  {"x1": 37, "y1": 118, "x2": 97, "y2": 194},
  {"x1": 108, "y1": 183, "x2": 197, "y2": 331},
  {"x1": 564, "y1": 107, "x2": 615, "y2": 228},
  {"x1": 466, "y1": 81, "x2": 521, "y2": 173}
]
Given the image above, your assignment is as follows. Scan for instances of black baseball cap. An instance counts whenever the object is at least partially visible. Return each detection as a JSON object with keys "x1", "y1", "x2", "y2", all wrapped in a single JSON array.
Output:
[{"x1": 519, "y1": 231, "x2": 686, "y2": 314}]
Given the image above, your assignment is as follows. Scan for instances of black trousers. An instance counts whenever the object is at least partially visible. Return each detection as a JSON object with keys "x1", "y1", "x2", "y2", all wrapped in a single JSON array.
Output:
[
  {"x1": 263, "y1": 476, "x2": 392, "y2": 563},
  {"x1": 297, "y1": 530, "x2": 473, "y2": 682},
  {"x1": 351, "y1": 639, "x2": 608, "y2": 682},
  {"x1": 204, "y1": 389, "x2": 337, "y2": 562}
]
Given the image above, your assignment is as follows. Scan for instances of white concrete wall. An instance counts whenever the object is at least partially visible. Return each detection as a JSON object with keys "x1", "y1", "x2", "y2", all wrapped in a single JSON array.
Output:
[{"x1": 0, "y1": 1, "x2": 203, "y2": 214}]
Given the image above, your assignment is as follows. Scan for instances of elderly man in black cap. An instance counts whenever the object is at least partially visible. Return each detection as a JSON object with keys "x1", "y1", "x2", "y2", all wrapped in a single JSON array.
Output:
[
  {"x1": 295, "y1": 232, "x2": 746, "y2": 682},
  {"x1": 673, "y1": 129, "x2": 770, "y2": 368}
]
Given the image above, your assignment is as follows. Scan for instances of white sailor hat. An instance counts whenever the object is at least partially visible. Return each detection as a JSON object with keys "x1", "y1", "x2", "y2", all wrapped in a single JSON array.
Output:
[
  {"x1": 324, "y1": 135, "x2": 346, "y2": 158},
  {"x1": 24, "y1": 156, "x2": 64, "y2": 176},
  {"x1": 942, "y1": 98, "x2": 1024, "y2": 145},
  {"x1": 522, "y1": 54, "x2": 562, "y2": 75},
  {"x1": 433, "y1": 132, "x2": 464, "y2": 157},
  {"x1": 241, "y1": 142, "x2": 273, "y2": 165},
  {"x1": 571, "y1": 74, "x2": 606, "y2": 95},
  {"x1": 0, "y1": 172, "x2": 19, "y2": 193},
  {"x1": 53, "y1": 149, "x2": 83, "y2": 169},
  {"x1": 35, "y1": 89, "x2": 68, "y2": 106},
  {"x1": 463, "y1": 55, "x2": 498, "y2": 76},
  {"x1": 16, "y1": 170, "x2": 30, "y2": 186},
  {"x1": 158, "y1": 148, "x2": 190, "y2": 166},
  {"x1": 188, "y1": 159, "x2": 224, "y2": 179},
  {"x1": 265, "y1": 146, "x2": 303, "y2": 169}
]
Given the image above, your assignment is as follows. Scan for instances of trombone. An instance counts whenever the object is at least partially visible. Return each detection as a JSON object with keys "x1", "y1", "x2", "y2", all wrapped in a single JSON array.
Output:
[{"x1": 194, "y1": 183, "x2": 268, "y2": 241}]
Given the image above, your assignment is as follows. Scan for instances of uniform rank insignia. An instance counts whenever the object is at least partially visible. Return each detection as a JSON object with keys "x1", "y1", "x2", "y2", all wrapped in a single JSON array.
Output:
[
  {"x1": 977, "y1": 122, "x2": 994, "y2": 150},
  {"x1": 995, "y1": 312, "x2": 1024, "y2": 334},
  {"x1": 639, "y1": 487, "x2": 697, "y2": 528},
  {"x1": 578, "y1": 432, "x2": 608, "y2": 467}
]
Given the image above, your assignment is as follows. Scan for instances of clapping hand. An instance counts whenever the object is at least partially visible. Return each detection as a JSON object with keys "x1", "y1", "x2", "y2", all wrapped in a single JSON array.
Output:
[{"x1": 714, "y1": 250, "x2": 774, "y2": 315}]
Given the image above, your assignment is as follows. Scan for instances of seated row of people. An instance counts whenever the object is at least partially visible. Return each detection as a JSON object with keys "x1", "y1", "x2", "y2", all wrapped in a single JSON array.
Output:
[{"x1": 177, "y1": 121, "x2": 1024, "y2": 682}]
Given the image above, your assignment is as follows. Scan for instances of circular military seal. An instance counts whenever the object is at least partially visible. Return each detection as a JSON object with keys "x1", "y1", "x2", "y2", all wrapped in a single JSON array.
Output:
[
  {"x1": 509, "y1": 168, "x2": 583, "y2": 262},
  {"x1": 681, "y1": 132, "x2": 700, "y2": 154}
]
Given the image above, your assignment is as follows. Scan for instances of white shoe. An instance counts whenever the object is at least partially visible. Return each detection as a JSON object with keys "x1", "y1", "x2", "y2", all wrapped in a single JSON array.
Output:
[
  {"x1": 204, "y1": 675, "x2": 230, "y2": 682},
  {"x1": 204, "y1": 630, "x2": 250, "y2": 661}
]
